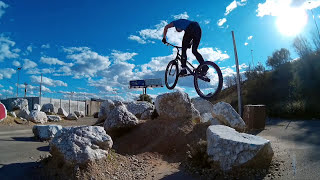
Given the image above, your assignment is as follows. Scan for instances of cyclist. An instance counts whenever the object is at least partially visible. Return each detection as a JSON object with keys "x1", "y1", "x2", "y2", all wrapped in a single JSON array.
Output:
[{"x1": 162, "y1": 19, "x2": 208, "y2": 76}]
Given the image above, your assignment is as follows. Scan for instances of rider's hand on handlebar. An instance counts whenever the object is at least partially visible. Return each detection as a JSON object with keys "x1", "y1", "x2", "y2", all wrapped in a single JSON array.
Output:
[{"x1": 162, "y1": 37, "x2": 167, "y2": 44}]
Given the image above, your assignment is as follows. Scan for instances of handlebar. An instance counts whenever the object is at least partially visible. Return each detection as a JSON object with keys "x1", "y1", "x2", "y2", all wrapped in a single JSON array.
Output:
[{"x1": 165, "y1": 42, "x2": 182, "y2": 49}]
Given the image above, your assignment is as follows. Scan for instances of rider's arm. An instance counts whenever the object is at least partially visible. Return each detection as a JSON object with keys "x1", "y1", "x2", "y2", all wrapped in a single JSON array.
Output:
[{"x1": 163, "y1": 22, "x2": 174, "y2": 39}]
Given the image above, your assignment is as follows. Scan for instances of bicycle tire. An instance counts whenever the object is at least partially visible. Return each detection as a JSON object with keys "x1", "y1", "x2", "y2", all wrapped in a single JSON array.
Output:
[
  {"x1": 194, "y1": 61, "x2": 223, "y2": 100},
  {"x1": 165, "y1": 60, "x2": 179, "y2": 90}
]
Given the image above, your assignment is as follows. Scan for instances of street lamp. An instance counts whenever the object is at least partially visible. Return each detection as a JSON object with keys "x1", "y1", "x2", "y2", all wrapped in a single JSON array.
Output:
[{"x1": 16, "y1": 67, "x2": 22, "y2": 97}]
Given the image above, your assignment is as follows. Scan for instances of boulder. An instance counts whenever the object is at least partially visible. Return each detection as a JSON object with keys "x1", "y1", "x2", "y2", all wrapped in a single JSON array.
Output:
[
  {"x1": 155, "y1": 91, "x2": 200, "y2": 121},
  {"x1": 0, "y1": 102, "x2": 7, "y2": 122},
  {"x1": 17, "y1": 109, "x2": 30, "y2": 119},
  {"x1": 212, "y1": 102, "x2": 246, "y2": 132},
  {"x1": 126, "y1": 101, "x2": 154, "y2": 118},
  {"x1": 67, "y1": 113, "x2": 78, "y2": 120},
  {"x1": 41, "y1": 103, "x2": 58, "y2": 114},
  {"x1": 74, "y1": 111, "x2": 85, "y2": 118},
  {"x1": 103, "y1": 104, "x2": 139, "y2": 132},
  {"x1": 207, "y1": 125, "x2": 273, "y2": 171},
  {"x1": 57, "y1": 107, "x2": 68, "y2": 117},
  {"x1": 33, "y1": 104, "x2": 41, "y2": 111},
  {"x1": 140, "y1": 109, "x2": 153, "y2": 120},
  {"x1": 8, "y1": 111, "x2": 17, "y2": 118},
  {"x1": 191, "y1": 97, "x2": 214, "y2": 115},
  {"x1": 202, "y1": 113, "x2": 221, "y2": 125},
  {"x1": 47, "y1": 115, "x2": 62, "y2": 122},
  {"x1": 33, "y1": 125, "x2": 62, "y2": 141},
  {"x1": 50, "y1": 126, "x2": 113, "y2": 164},
  {"x1": 98, "y1": 100, "x2": 123, "y2": 123},
  {"x1": 11, "y1": 98, "x2": 29, "y2": 111},
  {"x1": 28, "y1": 110, "x2": 48, "y2": 124}
]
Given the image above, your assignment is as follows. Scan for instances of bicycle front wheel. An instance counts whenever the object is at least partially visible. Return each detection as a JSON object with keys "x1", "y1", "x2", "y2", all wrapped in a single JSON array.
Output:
[
  {"x1": 165, "y1": 60, "x2": 179, "y2": 90},
  {"x1": 194, "y1": 61, "x2": 223, "y2": 100}
]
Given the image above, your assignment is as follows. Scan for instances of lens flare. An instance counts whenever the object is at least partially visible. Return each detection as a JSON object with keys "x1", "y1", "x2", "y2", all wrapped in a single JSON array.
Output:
[{"x1": 276, "y1": 8, "x2": 308, "y2": 36}]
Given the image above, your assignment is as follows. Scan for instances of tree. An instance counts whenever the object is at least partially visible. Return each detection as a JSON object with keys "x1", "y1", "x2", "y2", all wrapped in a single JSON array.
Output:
[
  {"x1": 266, "y1": 48, "x2": 291, "y2": 69},
  {"x1": 311, "y1": 32, "x2": 320, "y2": 52},
  {"x1": 225, "y1": 76, "x2": 234, "y2": 88},
  {"x1": 245, "y1": 63, "x2": 265, "y2": 80},
  {"x1": 293, "y1": 35, "x2": 312, "y2": 58},
  {"x1": 137, "y1": 94, "x2": 152, "y2": 103}
]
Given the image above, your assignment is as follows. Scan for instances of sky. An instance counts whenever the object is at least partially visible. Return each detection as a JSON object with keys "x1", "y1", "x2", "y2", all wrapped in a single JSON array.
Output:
[{"x1": 0, "y1": 0, "x2": 320, "y2": 101}]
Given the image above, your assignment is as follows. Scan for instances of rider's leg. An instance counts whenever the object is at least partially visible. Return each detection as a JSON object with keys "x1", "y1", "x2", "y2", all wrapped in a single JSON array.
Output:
[
  {"x1": 191, "y1": 24, "x2": 208, "y2": 75},
  {"x1": 181, "y1": 32, "x2": 192, "y2": 76}
]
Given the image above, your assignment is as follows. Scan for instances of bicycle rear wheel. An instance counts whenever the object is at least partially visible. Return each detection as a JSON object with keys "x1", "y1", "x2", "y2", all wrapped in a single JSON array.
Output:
[
  {"x1": 165, "y1": 60, "x2": 179, "y2": 90},
  {"x1": 194, "y1": 61, "x2": 223, "y2": 100}
]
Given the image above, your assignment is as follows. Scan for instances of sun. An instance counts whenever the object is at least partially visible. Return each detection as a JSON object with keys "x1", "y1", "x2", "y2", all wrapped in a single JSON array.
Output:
[{"x1": 276, "y1": 7, "x2": 308, "y2": 36}]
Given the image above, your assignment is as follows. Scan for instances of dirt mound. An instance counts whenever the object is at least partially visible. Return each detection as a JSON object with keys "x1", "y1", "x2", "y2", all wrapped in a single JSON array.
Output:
[{"x1": 113, "y1": 117, "x2": 209, "y2": 161}]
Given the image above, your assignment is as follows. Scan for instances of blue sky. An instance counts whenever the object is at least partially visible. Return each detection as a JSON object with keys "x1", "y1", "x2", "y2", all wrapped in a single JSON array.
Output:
[{"x1": 0, "y1": 0, "x2": 320, "y2": 101}]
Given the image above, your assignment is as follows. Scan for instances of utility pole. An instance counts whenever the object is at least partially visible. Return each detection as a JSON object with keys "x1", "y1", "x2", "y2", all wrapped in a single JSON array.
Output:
[
  {"x1": 231, "y1": 31, "x2": 243, "y2": 117},
  {"x1": 16, "y1": 67, "x2": 21, "y2": 97},
  {"x1": 251, "y1": 50, "x2": 255, "y2": 67},
  {"x1": 24, "y1": 82, "x2": 28, "y2": 97},
  {"x1": 40, "y1": 73, "x2": 43, "y2": 105}
]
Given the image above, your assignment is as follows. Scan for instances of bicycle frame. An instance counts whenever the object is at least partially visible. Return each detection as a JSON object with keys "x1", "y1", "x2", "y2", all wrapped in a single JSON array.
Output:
[{"x1": 166, "y1": 43, "x2": 197, "y2": 77}]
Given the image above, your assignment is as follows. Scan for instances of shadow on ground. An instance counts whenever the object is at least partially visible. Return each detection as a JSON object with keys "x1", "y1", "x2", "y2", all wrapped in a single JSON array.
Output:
[{"x1": 0, "y1": 162, "x2": 42, "y2": 180}]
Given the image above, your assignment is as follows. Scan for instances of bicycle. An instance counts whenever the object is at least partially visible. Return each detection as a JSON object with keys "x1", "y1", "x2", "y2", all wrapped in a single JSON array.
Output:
[{"x1": 164, "y1": 42, "x2": 223, "y2": 100}]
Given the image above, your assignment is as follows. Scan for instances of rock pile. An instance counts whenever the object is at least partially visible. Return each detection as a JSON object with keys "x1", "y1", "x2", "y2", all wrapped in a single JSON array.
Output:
[{"x1": 33, "y1": 124, "x2": 62, "y2": 141}]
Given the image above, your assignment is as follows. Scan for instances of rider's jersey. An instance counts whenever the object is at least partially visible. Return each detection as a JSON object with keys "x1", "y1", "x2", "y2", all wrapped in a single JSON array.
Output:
[{"x1": 172, "y1": 19, "x2": 193, "y2": 32}]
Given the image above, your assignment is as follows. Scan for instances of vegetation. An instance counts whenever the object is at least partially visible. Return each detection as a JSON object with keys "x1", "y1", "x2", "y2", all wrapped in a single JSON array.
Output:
[
  {"x1": 137, "y1": 94, "x2": 152, "y2": 103},
  {"x1": 213, "y1": 36, "x2": 320, "y2": 119}
]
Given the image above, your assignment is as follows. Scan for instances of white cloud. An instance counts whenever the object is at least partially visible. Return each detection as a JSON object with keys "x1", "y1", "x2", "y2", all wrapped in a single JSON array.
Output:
[
  {"x1": 225, "y1": 1, "x2": 238, "y2": 16},
  {"x1": 256, "y1": 0, "x2": 320, "y2": 17},
  {"x1": 27, "y1": 45, "x2": 32, "y2": 52},
  {"x1": 30, "y1": 75, "x2": 68, "y2": 87},
  {"x1": 128, "y1": 35, "x2": 146, "y2": 44},
  {"x1": 1, "y1": 89, "x2": 14, "y2": 95},
  {"x1": 204, "y1": 20, "x2": 211, "y2": 24},
  {"x1": 0, "y1": 68, "x2": 16, "y2": 78},
  {"x1": 64, "y1": 47, "x2": 111, "y2": 78},
  {"x1": 40, "y1": 57, "x2": 65, "y2": 65},
  {"x1": 198, "y1": 48, "x2": 230, "y2": 62},
  {"x1": 0, "y1": 1, "x2": 8, "y2": 19},
  {"x1": 248, "y1": 35, "x2": 253, "y2": 40},
  {"x1": 26, "y1": 68, "x2": 56, "y2": 75},
  {"x1": 41, "y1": 44, "x2": 50, "y2": 49},
  {"x1": 173, "y1": 12, "x2": 189, "y2": 19},
  {"x1": 225, "y1": 0, "x2": 247, "y2": 16},
  {"x1": 23, "y1": 59, "x2": 38, "y2": 69},
  {"x1": 0, "y1": 36, "x2": 19, "y2": 62},
  {"x1": 12, "y1": 60, "x2": 21, "y2": 67},
  {"x1": 111, "y1": 50, "x2": 138, "y2": 62},
  {"x1": 217, "y1": 18, "x2": 227, "y2": 27},
  {"x1": 244, "y1": 42, "x2": 249, "y2": 46}
]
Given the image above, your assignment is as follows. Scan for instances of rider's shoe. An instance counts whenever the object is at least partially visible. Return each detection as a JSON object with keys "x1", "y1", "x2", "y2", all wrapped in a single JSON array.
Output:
[
  {"x1": 200, "y1": 65, "x2": 209, "y2": 76},
  {"x1": 179, "y1": 69, "x2": 188, "y2": 77}
]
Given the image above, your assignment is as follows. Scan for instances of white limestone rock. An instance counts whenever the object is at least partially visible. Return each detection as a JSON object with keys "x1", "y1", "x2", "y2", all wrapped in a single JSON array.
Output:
[
  {"x1": 33, "y1": 104, "x2": 41, "y2": 111},
  {"x1": 17, "y1": 109, "x2": 30, "y2": 119},
  {"x1": 50, "y1": 126, "x2": 113, "y2": 164},
  {"x1": 191, "y1": 97, "x2": 214, "y2": 115},
  {"x1": 11, "y1": 98, "x2": 29, "y2": 111},
  {"x1": 103, "y1": 104, "x2": 139, "y2": 132},
  {"x1": 28, "y1": 110, "x2": 48, "y2": 124},
  {"x1": 8, "y1": 111, "x2": 17, "y2": 118},
  {"x1": 33, "y1": 124, "x2": 62, "y2": 141},
  {"x1": 126, "y1": 101, "x2": 154, "y2": 118},
  {"x1": 97, "y1": 100, "x2": 123, "y2": 123},
  {"x1": 212, "y1": 102, "x2": 246, "y2": 132},
  {"x1": 206, "y1": 125, "x2": 273, "y2": 171},
  {"x1": 47, "y1": 115, "x2": 62, "y2": 122},
  {"x1": 57, "y1": 107, "x2": 68, "y2": 117},
  {"x1": 140, "y1": 109, "x2": 153, "y2": 120},
  {"x1": 74, "y1": 111, "x2": 85, "y2": 118},
  {"x1": 155, "y1": 91, "x2": 201, "y2": 121},
  {"x1": 67, "y1": 113, "x2": 78, "y2": 120},
  {"x1": 41, "y1": 103, "x2": 58, "y2": 114}
]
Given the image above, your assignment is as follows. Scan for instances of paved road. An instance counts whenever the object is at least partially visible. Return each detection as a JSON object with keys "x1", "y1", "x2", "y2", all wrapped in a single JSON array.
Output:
[
  {"x1": 0, "y1": 118, "x2": 319, "y2": 179},
  {"x1": 258, "y1": 118, "x2": 320, "y2": 180}
]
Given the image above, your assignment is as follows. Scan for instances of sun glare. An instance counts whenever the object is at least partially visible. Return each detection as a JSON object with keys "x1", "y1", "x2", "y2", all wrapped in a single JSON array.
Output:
[{"x1": 276, "y1": 8, "x2": 308, "y2": 36}]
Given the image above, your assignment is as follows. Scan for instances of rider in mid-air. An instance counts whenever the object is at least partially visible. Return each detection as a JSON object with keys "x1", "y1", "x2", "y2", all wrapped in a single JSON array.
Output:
[{"x1": 162, "y1": 19, "x2": 208, "y2": 76}]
